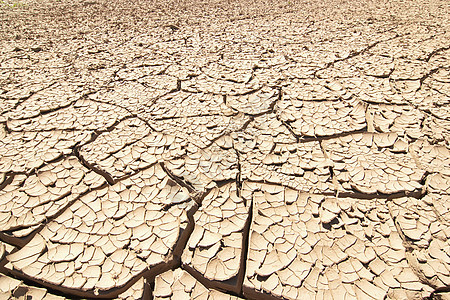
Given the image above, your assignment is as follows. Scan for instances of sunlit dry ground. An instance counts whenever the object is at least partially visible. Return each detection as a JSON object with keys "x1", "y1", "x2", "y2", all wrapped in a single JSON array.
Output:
[{"x1": 0, "y1": 0, "x2": 449, "y2": 299}]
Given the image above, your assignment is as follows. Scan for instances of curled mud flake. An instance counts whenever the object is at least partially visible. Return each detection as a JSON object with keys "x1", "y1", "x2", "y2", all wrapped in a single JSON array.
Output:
[
  {"x1": 153, "y1": 113, "x2": 249, "y2": 149},
  {"x1": 282, "y1": 79, "x2": 344, "y2": 101},
  {"x1": 154, "y1": 268, "x2": 243, "y2": 300},
  {"x1": 0, "y1": 273, "x2": 67, "y2": 299},
  {"x1": 427, "y1": 173, "x2": 450, "y2": 195},
  {"x1": 355, "y1": 53, "x2": 395, "y2": 78},
  {"x1": 232, "y1": 113, "x2": 297, "y2": 153},
  {"x1": 341, "y1": 76, "x2": 406, "y2": 105},
  {"x1": 390, "y1": 58, "x2": 432, "y2": 81},
  {"x1": 114, "y1": 277, "x2": 150, "y2": 300},
  {"x1": 181, "y1": 73, "x2": 263, "y2": 96},
  {"x1": 0, "y1": 240, "x2": 15, "y2": 261},
  {"x1": 410, "y1": 81, "x2": 450, "y2": 121},
  {"x1": 5, "y1": 82, "x2": 85, "y2": 120},
  {"x1": 91, "y1": 76, "x2": 178, "y2": 112},
  {"x1": 201, "y1": 61, "x2": 253, "y2": 84},
  {"x1": 78, "y1": 117, "x2": 187, "y2": 180},
  {"x1": 422, "y1": 116, "x2": 450, "y2": 145}
]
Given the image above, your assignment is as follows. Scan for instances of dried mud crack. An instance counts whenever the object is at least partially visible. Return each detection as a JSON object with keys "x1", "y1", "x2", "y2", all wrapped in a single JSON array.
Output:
[{"x1": 1, "y1": 0, "x2": 450, "y2": 299}]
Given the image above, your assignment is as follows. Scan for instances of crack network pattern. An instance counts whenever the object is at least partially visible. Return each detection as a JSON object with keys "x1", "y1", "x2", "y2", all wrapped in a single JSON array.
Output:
[{"x1": 0, "y1": 0, "x2": 449, "y2": 299}]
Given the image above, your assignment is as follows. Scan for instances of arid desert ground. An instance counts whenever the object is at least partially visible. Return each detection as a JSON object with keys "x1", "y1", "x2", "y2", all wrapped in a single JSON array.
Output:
[{"x1": 0, "y1": 0, "x2": 449, "y2": 299}]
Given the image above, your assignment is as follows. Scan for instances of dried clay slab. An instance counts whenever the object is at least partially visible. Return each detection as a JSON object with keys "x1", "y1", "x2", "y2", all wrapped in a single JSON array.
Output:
[
  {"x1": 0, "y1": 273, "x2": 66, "y2": 299},
  {"x1": 164, "y1": 136, "x2": 239, "y2": 192},
  {"x1": 322, "y1": 133, "x2": 424, "y2": 195},
  {"x1": 7, "y1": 99, "x2": 130, "y2": 132},
  {"x1": 0, "y1": 131, "x2": 90, "y2": 174},
  {"x1": 241, "y1": 182, "x2": 433, "y2": 300},
  {"x1": 6, "y1": 164, "x2": 196, "y2": 298},
  {"x1": 390, "y1": 196, "x2": 450, "y2": 288},
  {"x1": 182, "y1": 182, "x2": 250, "y2": 293},
  {"x1": 79, "y1": 117, "x2": 187, "y2": 181},
  {"x1": 154, "y1": 268, "x2": 243, "y2": 300},
  {"x1": 0, "y1": 157, "x2": 105, "y2": 245},
  {"x1": 277, "y1": 97, "x2": 366, "y2": 137},
  {"x1": 237, "y1": 139, "x2": 334, "y2": 194}
]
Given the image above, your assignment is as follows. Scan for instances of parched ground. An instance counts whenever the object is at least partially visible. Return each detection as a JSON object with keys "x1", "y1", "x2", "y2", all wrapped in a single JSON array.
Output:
[{"x1": 0, "y1": 0, "x2": 450, "y2": 299}]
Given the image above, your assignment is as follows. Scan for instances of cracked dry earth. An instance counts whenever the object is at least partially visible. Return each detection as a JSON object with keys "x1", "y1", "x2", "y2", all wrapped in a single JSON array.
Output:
[{"x1": 0, "y1": 0, "x2": 450, "y2": 299}]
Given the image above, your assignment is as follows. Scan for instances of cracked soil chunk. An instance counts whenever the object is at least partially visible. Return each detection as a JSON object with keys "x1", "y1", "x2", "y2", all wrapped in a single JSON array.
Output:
[
  {"x1": 154, "y1": 268, "x2": 243, "y2": 300},
  {"x1": 182, "y1": 182, "x2": 250, "y2": 293},
  {"x1": 242, "y1": 183, "x2": 433, "y2": 300},
  {"x1": 6, "y1": 165, "x2": 196, "y2": 298}
]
